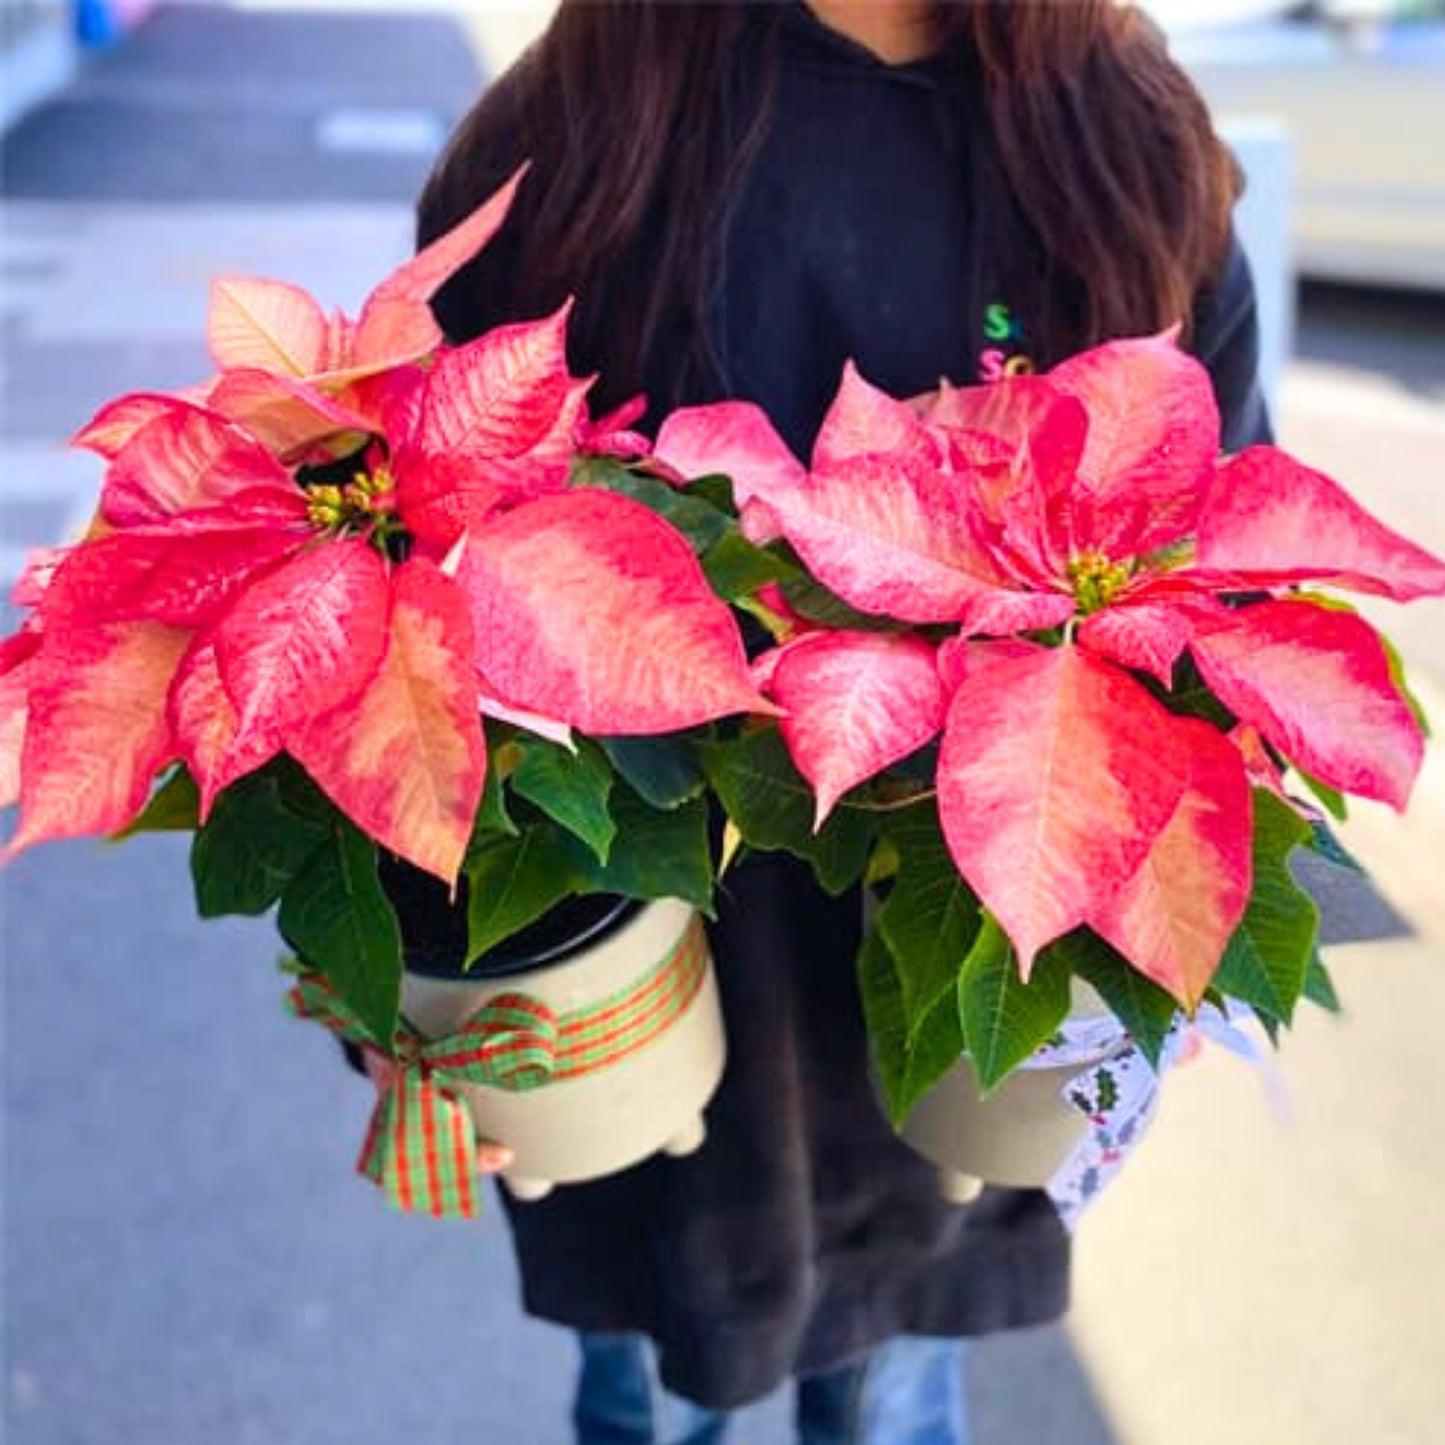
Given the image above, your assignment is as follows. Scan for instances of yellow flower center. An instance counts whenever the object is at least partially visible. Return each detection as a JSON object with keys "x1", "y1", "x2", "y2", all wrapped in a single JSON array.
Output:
[
  {"x1": 306, "y1": 465, "x2": 395, "y2": 532},
  {"x1": 1067, "y1": 552, "x2": 1133, "y2": 615}
]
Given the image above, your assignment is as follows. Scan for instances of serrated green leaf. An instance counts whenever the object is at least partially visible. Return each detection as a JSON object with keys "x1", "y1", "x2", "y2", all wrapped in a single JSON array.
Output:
[
  {"x1": 699, "y1": 727, "x2": 873, "y2": 895},
  {"x1": 1048, "y1": 928, "x2": 1178, "y2": 1069},
  {"x1": 511, "y1": 737, "x2": 615, "y2": 861},
  {"x1": 856, "y1": 926, "x2": 965, "y2": 1129},
  {"x1": 112, "y1": 766, "x2": 200, "y2": 839},
  {"x1": 191, "y1": 769, "x2": 329, "y2": 918},
  {"x1": 278, "y1": 821, "x2": 401, "y2": 1043},
  {"x1": 567, "y1": 787, "x2": 715, "y2": 914},
  {"x1": 1212, "y1": 789, "x2": 1320, "y2": 1025},
  {"x1": 1302, "y1": 948, "x2": 1344, "y2": 1014},
  {"x1": 957, "y1": 914, "x2": 1071, "y2": 1095},
  {"x1": 465, "y1": 825, "x2": 586, "y2": 963},
  {"x1": 876, "y1": 807, "x2": 982, "y2": 1042},
  {"x1": 598, "y1": 735, "x2": 705, "y2": 810},
  {"x1": 861, "y1": 806, "x2": 983, "y2": 1124}
]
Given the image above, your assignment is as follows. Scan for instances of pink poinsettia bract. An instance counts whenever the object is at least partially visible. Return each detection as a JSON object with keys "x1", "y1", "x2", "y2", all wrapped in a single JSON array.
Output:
[
  {"x1": 661, "y1": 334, "x2": 1445, "y2": 1007},
  {"x1": 2, "y1": 178, "x2": 770, "y2": 883}
]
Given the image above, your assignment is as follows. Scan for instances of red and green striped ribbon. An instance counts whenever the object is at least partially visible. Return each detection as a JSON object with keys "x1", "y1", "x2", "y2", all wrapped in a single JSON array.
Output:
[
  {"x1": 285, "y1": 915, "x2": 710, "y2": 1219},
  {"x1": 550, "y1": 914, "x2": 709, "y2": 1081},
  {"x1": 286, "y1": 975, "x2": 558, "y2": 1218}
]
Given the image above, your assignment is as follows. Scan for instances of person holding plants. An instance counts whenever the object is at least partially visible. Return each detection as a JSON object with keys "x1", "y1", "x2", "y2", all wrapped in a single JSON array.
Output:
[{"x1": 392, "y1": 3, "x2": 1271, "y2": 1441}]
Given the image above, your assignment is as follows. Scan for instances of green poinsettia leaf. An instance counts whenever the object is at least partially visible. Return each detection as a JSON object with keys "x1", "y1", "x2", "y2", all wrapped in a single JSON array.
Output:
[
  {"x1": 568, "y1": 454, "x2": 633, "y2": 489},
  {"x1": 277, "y1": 819, "x2": 401, "y2": 1044},
  {"x1": 465, "y1": 824, "x2": 587, "y2": 964},
  {"x1": 855, "y1": 807, "x2": 983, "y2": 1126},
  {"x1": 864, "y1": 835, "x2": 902, "y2": 890},
  {"x1": 1046, "y1": 927, "x2": 1178, "y2": 1069},
  {"x1": 1302, "y1": 947, "x2": 1344, "y2": 1015},
  {"x1": 598, "y1": 735, "x2": 705, "y2": 811},
  {"x1": 191, "y1": 767, "x2": 329, "y2": 918},
  {"x1": 573, "y1": 459, "x2": 732, "y2": 553},
  {"x1": 511, "y1": 737, "x2": 616, "y2": 862},
  {"x1": 566, "y1": 786, "x2": 715, "y2": 915},
  {"x1": 876, "y1": 805, "x2": 982, "y2": 1041},
  {"x1": 1212, "y1": 789, "x2": 1320, "y2": 1025},
  {"x1": 699, "y1": 529, "x2": 791, "y2": 602},
  {"x1": 273, "y1": 754, "x2": 336, "y2": 824},
  {"x1": 681, "y1": 473, "x2": 736, "y2": 512},
  {"x1": 113, "y1": 765, "x2": 200, "y2": 839},
  {"x1": 777, "y1": 570, "x2": 895, "y2": 633},
  {"x1": 1158, "y1": 653, "x2": 1238, "y2": 731},
  {"x1": 957, "y1": 913, "x2": 1072, "y2": 1096},
  {"x1": 475, "y1": 758, "x2": 517, "y2": 839},
  {"x1": 700, "y1": 727, "x2": 873, "y2": 895},
  {"x1": 856, "y1": 926, "x2": 966, "y2": 1129}
]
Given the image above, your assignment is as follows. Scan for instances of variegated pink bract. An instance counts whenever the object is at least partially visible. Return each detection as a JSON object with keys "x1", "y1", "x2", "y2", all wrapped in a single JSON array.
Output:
[
  {"x1": 3, "y1": 177, "x2": 772, "y2": 883},
  {"x1": 4, "y1": 388, "x2": 480, "y2": 875},
  {"x1": 202, "y1": 166, "x2": 531, "y2": 458},
  {"x1": 752, "y1": 631, "x2": 945, "y2": 828},
  {"x1": 391, "y1": 301, "x2": 589, "y2": 550},
  {"x1": 68, "y1": 168, "x2": 529, "y2": 469},
  {"x1": 456, "y1": 489, "x2": 774, "y2": 736},
  {"x1": 689, "y1": 332, "x2": 1445, "y2": 1006}
]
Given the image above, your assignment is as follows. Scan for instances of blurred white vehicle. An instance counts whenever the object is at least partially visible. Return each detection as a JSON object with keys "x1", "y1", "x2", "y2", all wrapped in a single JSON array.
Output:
[{"x1": 1154, "y1": 1, "x2": 1445, "y2": 292}]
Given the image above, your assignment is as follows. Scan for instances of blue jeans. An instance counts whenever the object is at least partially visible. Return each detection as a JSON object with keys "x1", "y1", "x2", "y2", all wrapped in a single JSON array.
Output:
[{"x1": 573, "y1": 1332, "x2": 969, "y2": 1445}]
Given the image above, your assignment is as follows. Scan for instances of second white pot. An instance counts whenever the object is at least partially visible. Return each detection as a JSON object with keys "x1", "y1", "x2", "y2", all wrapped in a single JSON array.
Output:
[{"x1": 899, "y1": 981, "x2": 1123, "y2": 1202}]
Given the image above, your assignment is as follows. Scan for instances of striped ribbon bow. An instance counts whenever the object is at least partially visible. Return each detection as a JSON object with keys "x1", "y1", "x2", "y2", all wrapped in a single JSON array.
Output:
[{"x1": 286, "y1": 972, "x2": 558, "y2": 1219}]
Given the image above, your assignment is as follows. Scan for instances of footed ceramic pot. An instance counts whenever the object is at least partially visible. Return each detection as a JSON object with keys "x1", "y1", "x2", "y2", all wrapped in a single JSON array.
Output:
[
  {"x1": 401, "y1": 897, "x2": 725, "y2": 1202},
  {"x1": 899, "y1": 981, "x2": 1121, "y2": 1204}
]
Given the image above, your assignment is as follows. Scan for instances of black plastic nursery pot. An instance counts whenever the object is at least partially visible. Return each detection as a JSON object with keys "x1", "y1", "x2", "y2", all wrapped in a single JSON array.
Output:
[{"x1": 376, "y1": 850, "x2": 643, "y2": 980}]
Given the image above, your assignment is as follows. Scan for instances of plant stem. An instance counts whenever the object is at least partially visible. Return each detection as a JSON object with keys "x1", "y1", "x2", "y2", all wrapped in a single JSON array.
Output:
[{"x1": 844, "y1": 788, "x2": 938, "y2": 814}]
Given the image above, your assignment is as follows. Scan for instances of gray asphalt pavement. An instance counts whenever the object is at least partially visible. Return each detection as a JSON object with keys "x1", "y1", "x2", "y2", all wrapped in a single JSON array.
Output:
[
  {"x1": 4, "y1": 7, "x2": 1444, "y2": 1445},
  {"x1": 2, "y1": 10, "x2": 588, "y2": 1444}
]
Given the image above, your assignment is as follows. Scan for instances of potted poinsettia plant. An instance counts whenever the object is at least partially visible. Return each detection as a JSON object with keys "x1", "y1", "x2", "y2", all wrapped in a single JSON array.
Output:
[
  {"x1": 653, "y1": 331, "x2": 1445, "y2": 1211},
  {"x1": 0, "y1": 170, "x2": 781, "y2": 1215}
]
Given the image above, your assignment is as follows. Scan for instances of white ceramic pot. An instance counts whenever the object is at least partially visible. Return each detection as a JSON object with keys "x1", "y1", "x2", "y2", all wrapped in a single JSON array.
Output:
[
  {"x1": 899, "y1": 981, "x2": 1121, "y2": 1203},
  {"x1": 401, "y1": 897, "x2": 725, "y2": 1202}
]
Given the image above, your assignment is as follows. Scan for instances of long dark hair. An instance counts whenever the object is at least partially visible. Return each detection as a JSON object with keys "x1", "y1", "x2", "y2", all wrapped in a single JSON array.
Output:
[{"x1": 420, "y1": 1, "x2": 1238, "y2": 408}]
